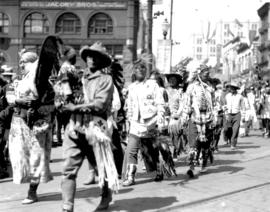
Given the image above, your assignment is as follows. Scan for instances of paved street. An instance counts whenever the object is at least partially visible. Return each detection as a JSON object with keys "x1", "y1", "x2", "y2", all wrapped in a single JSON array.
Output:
[{"x1": 1, "y1": 130, "x2": 270, "y2": 212}]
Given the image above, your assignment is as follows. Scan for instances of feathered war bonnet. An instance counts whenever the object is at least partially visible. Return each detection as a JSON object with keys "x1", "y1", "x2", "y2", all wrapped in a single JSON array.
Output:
[{"x1": 125, "y1": 53, "x2": 153, "y2": 80}]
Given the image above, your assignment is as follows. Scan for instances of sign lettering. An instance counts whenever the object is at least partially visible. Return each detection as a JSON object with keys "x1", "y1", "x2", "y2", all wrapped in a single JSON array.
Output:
[{"x1": 21, "y1": 1, "x2": 127, "y2": 9}]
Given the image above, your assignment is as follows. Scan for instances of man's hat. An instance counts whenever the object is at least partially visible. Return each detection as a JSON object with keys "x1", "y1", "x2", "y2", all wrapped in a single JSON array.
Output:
[
  {"x1": 164, "y1": 68, "x2": 183, "y2": 82},
  {"x1": 228, "y1": 81, "x2": 240, "y2": 89},
  {"x1": 79, "y1": 42, "x2": 111, "y2": 69}
]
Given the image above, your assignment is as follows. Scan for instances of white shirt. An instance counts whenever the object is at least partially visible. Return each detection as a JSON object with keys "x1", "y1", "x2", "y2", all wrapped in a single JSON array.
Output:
[{"x1": 225, "y1": 92, "x2": 245, "y2": 114}]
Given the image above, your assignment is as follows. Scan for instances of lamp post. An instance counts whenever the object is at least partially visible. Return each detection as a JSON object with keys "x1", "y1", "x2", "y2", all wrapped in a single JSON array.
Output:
[{"x1": 162, "y1": 18, "x2": 170, "y2": 40}]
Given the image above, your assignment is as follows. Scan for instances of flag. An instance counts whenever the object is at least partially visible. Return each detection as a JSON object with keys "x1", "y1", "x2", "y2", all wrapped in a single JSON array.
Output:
[
  {"x1": 234, "y1": 19, "x2": 243, "y2": 28},
  {"x1": 206, "y1": 21, "x2": 211, "y2": 42},
  {"x1": 227, "y1": 26, "x2": 235, "y2": 38},
  {"x1": 209, "y1": 25, "x2": 217, "y2": 42}
]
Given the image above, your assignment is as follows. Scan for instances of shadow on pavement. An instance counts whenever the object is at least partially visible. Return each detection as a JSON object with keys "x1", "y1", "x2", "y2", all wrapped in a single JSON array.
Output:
[
  {"x1": 236, "y1": 145, "x2": 261, "y2": 149},
  {"x1": 209, "y1": 165, "x2": 244, "y2": 175},
  {"x1": 212, "y1": 159, "x2": 240, "y2": 166},
  {"x1": 217, "y1": 150, "x2": 245, "y2": 155},
  {"x1": 38, "y1": 187, "x2": 133, "y2": 202},
  {"x1": 108, "y1": 196, "x2": 178, "y2": 211}
]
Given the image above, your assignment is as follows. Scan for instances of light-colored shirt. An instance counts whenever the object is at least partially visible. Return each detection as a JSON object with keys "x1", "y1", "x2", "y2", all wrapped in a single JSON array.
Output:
[{"x1": 225, "y1": 92, "x2": 245, "y2": 114}]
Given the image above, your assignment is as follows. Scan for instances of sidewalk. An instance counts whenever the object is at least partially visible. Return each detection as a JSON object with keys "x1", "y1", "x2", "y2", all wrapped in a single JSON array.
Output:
[{"x1": 0, "y1": 130, "x2": 270, "y2": 212}]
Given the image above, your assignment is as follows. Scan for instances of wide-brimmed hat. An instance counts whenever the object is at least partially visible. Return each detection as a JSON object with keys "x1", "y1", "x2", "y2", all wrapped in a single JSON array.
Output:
[
  {"x1": 164, "y1": 69, "x2": 183, "y2": 82},
  {"x1": 228, "y1": 82, "x2": 240, "y2": 89},
  {"x1": 79, "y1": 42, "x2": 111, "y2": 69}
]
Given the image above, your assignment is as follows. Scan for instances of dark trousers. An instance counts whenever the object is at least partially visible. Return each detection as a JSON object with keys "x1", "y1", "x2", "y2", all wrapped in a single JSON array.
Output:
[
  {"x1": 188, "y1": 120, "x2": 212, "y2": 166},
  {"x1": 61, "y1": 125, "x2": 96, "y2": 211},
  {"x1": 56, "y1": 111, "x2": 70, "y2": 143},
  {"x1": 0, "y1": 126, "x2": 7, "y2": 171},
  {"x1": 125, "y1": 134, "x2": 159, "y2": 172},
  {"x1": 111, "y1": 128, "x2": 124, "y2": 176},
  {"x1": 226, "y1": 113, "x2": 241, "y2": 147},
  {"x1": 213, "y1": 115, "x2": 224, "y2": 149}
]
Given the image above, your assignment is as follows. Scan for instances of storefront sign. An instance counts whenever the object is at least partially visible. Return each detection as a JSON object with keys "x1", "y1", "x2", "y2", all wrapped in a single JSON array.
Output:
[{"x1": 21, "y1": 1, "x2": 127, "y2": 9}]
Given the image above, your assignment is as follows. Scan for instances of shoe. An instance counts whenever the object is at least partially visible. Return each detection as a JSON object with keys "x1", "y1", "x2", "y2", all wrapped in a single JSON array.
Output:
[
  {"x1": 186, "y1": 169, "x2": 194, "y2": 178},
  {"x1": 96, "y1": 184, "x2": 112, "y2": 211},
  {"x1": 21, "y1": 196, "x2": 38, "y2": 204},
  {"x1": 83, "y1": 171, "x2": 96, "y2": 185},
  {"x1": 231, "y1": 146, "x2": 237, "y2": 150},
  {"x1": 122, "y1": 164, "x2": 136, "y2": 187},
  {"x1": 154, "y1": 174, "x2": 163, "y2": 182},
  {"x1": 122, "y1": 178, "x2": 135, "y2": 186}
]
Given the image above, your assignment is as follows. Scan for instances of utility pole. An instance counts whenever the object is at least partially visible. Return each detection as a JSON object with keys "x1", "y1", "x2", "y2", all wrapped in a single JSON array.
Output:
[
  {"x1": 169, "y1": 0, "x2": 173, "y2": 72},
  {"x1": 147, "y1": 0, "x2": 153, "y2": 74}
]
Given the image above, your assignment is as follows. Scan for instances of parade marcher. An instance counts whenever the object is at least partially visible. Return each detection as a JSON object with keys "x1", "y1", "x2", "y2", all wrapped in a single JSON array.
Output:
[
  {"x1": 61, "y1": 42, "x2": 119, "y2": 212},
  {"x1": 183, "y1": 61, "x2": 214, "y2": 177},
  {"x1": 0, "y1": 67, "x2": 13, "y2": 179},
  {"x1": 239, "y1": 89, "x2": 251, "y2": 137},
  {"x1": 165, "y1": 70, "x2": 186, "y2": 160},
  {"x1": 8, "y1": 36, "x2": 62, "y2": 204},
  {"x1": 247, "y1": 87, "x2": 257, "y2": 131},
  {"x1": 223, "y1": 82, "x2": 246, "y2": 150},
  {"x1": 261, "y1": 86, "x2": 270, "y2": 138},
  {"x1": 122, "y1": 58, "x2": 165, "y2": 186},
  {"x1": 54, "y1": 46, "x2": 77, "y2": 146},
  {"x1": 212, "y1": 84, "x2": 224, "y2": 152}
]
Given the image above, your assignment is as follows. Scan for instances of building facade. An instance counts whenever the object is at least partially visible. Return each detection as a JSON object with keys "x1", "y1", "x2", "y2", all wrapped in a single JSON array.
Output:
[
  {"x1": 257, "y1": 2, "x2": 270, "y2": 80},
  {"x1": 192, "y1": 20, "x2": 259, "y2": 67},
  {"x1": 0, "y1": 0, "x2": 139, "y2": 71}
]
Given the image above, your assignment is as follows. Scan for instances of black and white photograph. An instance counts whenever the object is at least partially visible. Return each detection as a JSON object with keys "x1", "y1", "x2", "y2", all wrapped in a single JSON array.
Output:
[{"x1": 0, "y1": 0, "x2": 269, "y2": 211}]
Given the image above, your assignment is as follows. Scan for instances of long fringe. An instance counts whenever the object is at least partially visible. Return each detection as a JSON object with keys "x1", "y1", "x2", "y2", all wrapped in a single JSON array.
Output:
[{"x1": 86, "y1": 123, "x2": 120, "y2": 192}]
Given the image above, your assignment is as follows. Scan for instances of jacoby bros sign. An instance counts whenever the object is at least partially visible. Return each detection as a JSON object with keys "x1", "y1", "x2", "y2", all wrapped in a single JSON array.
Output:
[{"x1": 20, "y1": 1, "x2": 127, "y2": 9}]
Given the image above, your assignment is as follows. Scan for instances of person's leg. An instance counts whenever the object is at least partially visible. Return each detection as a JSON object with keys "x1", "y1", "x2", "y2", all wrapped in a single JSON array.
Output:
[
  {"x1": 187, "y1": 120, "x2": 199, "y2": 178},
  {"x1": 231, "y1": 113, "x2": 241, "y2": 148},
  {"x1": 111, "y1": 128, "x2": 124, "y2": 177},
  {"x1": 61, "y1": 130, "x2": 85, "y2": 212},
  {"x1": 122, "y1": 134, "x2": 140, "y2": 186},
  {"x1": 22, "y1": 181, "x2": 39, "y2": 204}
]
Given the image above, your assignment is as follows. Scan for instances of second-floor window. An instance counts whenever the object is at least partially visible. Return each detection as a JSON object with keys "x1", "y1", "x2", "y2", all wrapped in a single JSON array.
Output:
[
  {"x1": 88, "y1": 13, "x2": 113, "y2": 36},
  {"x1": 0, "y1": 13, "x2": 9, "y2": 33},
  {"x1": 56, "y1": 13, "x2": 81, "y2": 34},
  {"x1": 24, "y1": 13, "x2": 49, "y2": 35}
]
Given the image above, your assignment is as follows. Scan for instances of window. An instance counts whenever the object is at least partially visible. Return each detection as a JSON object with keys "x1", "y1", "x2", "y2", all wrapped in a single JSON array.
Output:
[
  {"x1": 88, "y1": 13, "x2": 113, "y2": 36},
  {"x1": 210, "y1": 39, "x2": 216, "y2": 45},
  {"x1": 237, "y1": 31, "x2": 243, "y2": 37},
  {"x1": 251, "y1": 23, "x2": 257, "y2": 31},
  {"x1": 105, "y1": 45, "x2": 123, "y2": 56},
  {"x1": 210, "y1": 47, "x2": 216, "y2": 53},
  {"x1": 197, "y1": 47, "x2": 202, "y2": 53},
  {"x1": 0, "y1": 13, "x2": 9, "y2": 33},
  {"x1": 56, "y1": 13, "x2": 81, "y2": 34},
  {"x1": 197, "y1": 38, "x2": 202, "y2": 44},
  {"x1": 24, "y1": 13, "x2": 49, "y2": 35},
  {"x1": 196, "y1": 55, "x2": 202, "y2": 60},
  {"x1": 224, "y1": 24, "x2": 229, "y2": 29}
]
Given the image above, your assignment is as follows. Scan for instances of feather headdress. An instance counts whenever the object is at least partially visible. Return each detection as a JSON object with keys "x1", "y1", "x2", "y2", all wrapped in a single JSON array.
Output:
[{"x1": 125, "y1": 53, "x2": 153, "y2": 76}]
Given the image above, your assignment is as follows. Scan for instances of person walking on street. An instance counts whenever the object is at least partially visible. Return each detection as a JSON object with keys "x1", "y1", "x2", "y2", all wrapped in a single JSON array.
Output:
[
  {"x1": 61, "y1": 42, "x2": 118, "y2": 212},
  {"x1": 122, "y1": 58, "x2": 165, "y2": 186},
  {"x1": 224, "y1": 82, "x2": 246, "y2": 150}
]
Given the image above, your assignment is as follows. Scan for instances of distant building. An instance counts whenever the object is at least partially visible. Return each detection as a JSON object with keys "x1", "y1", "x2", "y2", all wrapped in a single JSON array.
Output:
[
  {"x1": 191, "y1": 20, "x2": 259, "y2": 68},
  {"x1": 257, "y1": 2, "x2": 270, "y2": 80},
  {"x1": 0, "y1": 0, "x2": 139, "y2": 72}
]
